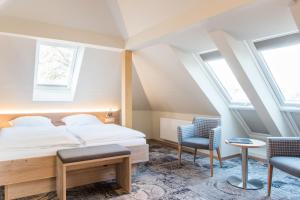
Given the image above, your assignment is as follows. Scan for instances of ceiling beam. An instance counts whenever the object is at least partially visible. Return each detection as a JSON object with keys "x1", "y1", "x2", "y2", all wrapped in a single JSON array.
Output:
[
  {"x1": 106, "y1": 0, "x2": 129, "y2": 39},
  {"x1": 209, "y1": 30, "x2": 293, "y2": 137},
  {"x1": 0, "y1": 16, "x2": 124, "y2": 51},
  {"x1": 125, "y1": 0, "x2": 255, "y2": 50},
  {"x1": 291, "y1": 0, "x2": 300, "y2": 31},
  {"x1": 121, "y1": 50, "x2": 133, "y2": 128}
]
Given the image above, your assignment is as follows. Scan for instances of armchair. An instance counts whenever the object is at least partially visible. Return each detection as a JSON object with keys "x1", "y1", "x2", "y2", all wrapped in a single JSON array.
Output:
[
  {"x1": 267, "y1": 137, "x2": 300, "y2": 196},
  {"x1": 177, "y1": 117, "x2": 222, "y2": 177}
]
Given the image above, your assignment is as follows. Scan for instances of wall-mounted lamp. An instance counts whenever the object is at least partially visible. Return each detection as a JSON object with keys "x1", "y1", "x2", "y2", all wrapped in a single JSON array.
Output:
[{"x1": 104, "y1": 109, "x2": 115, "y2": 124}]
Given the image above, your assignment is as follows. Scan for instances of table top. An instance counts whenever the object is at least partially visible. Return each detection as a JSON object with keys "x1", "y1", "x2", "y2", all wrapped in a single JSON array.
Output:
[{"x1": 225, "y1": 138, "x2": 266, "y2": 148}]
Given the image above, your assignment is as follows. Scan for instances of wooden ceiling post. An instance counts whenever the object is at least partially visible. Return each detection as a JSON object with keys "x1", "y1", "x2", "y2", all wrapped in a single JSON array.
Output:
[{"x1": 121, "y1": 50, "x2": 133, "y2": 128}]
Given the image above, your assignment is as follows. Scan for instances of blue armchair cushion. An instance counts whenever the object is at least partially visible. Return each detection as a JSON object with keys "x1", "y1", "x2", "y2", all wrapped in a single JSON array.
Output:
[
  {"x1": 270, "y1": 156, "x2": 300, "y2": 178},
  {"x1": 182, "y1": 137, "x2": 209, "y2": 149}
]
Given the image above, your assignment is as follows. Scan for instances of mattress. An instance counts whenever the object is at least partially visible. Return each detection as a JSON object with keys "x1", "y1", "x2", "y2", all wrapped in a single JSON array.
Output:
[
  {"x1": 0, "y1": 138, "x2": 146, "y2": 161},
  {"x1": 0, "y1": 125, "x2": 146, "y2": 161}
]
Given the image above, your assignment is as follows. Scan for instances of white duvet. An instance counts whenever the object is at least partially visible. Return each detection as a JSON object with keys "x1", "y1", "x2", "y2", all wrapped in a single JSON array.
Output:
[
  {"x1": 0, "y1": 126, "x2": 80, "y2": 149},
  {"x1": 66, "y1": 124, "x2": 146, "y2": 145}
]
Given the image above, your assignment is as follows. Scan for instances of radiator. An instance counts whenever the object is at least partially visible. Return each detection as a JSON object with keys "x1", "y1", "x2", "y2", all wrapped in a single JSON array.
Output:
[{"x1": 160, "y1": 118, "x2": 192, "y2": 142}]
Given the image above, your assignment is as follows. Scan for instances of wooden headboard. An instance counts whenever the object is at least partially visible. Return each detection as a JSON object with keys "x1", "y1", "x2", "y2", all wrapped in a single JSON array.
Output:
[{"x1": 0, "y1": 111, "x2": 120, "y2": 127}]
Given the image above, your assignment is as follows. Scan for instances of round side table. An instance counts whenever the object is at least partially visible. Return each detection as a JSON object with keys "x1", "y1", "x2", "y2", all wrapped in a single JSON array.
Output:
[{"x1": 225, "y1": 138, "x2": 266, "y2": 190}]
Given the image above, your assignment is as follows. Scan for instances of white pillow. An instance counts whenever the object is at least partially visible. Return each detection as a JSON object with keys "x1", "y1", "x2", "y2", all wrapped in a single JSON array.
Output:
[
  {"x1": 10, "y1": 116, "x2": 54, "y2": 127},
  {"x1": 62, "y1": 114, "x2": 103, "y2": 126}
]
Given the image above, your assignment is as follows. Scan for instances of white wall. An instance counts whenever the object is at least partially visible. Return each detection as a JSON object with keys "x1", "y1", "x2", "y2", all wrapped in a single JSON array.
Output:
[
  {"x1": 151, "y1": 111, "x2": 215, "y2": 140},
  {"x1": 0, "y1": 34, "x2": 122, "y2": 112},
  {"x1": 132, "y1": 110, "x2": 152, "y2": 139},
  {"x1": 132, "y1": 110, "x2": 217, "y2": 141}
]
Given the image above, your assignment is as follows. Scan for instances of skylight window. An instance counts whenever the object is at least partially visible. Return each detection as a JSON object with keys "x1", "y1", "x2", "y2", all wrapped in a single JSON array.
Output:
[
  {"x1": 33, "y1": 41, "x2": 84, "y2": 102},
  {"x1": 36, "y1": 44, "x2": 77, "y2": 86},
  {"x1": 255, "y1": 33, "x2": 300, "y2": 105},
  {"x1": 200, "y1": 51, "x2": 250, "y2": 105}
]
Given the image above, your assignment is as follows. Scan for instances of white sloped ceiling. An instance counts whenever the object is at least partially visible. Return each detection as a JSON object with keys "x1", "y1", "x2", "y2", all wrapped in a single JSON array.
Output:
[
  {"x1": 115, "y1": 0, "x2": 206, "y2": 37},
  {"x1": 132, "y1": 44, "x2": 218, "y2": 115},
  {"x1": 0, "y1": 0, "x2": 122, "y2": 37},
  {"x1": 132, "y1": 66, "x2": 151, "y2": 110}
]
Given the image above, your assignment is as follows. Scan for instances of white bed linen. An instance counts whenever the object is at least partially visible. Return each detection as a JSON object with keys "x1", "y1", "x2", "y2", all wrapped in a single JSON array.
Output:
[
  {"x1": 0, "y1": 138, "x2": 146, "y2": 161},
  {"x1": 0, "y1": 126, "x2": 81, "y2": 161},
  {"x1": 0, "y1": 126, "x2": 80, "y2": 149},
  {"x1": 0, "y1": 125, "x2": 146, "y2": 161},
  {"x1": 84, "y1": 138, "x2": 146, "y2": 147},
  {"x1": 66, "y1": 124, "x2": 146, "y2": 145}
]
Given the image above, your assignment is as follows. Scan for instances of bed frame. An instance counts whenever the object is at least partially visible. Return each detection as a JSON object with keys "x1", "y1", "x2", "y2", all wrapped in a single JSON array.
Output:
[{"x1": 0, "y1": 112, "x2": 149, "y2": 200}]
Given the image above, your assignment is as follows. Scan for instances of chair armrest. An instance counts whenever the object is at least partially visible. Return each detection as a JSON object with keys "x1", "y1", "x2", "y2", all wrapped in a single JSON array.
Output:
[
  {"x1": 177, "y1": 124, "x2": 194, "y2": 144},
  {"x1": 209, "y1": 126, "x2": 221, "y2": 150},
  {"x1": 267, "y1": 137, "x2": 300, "y2": 160}
]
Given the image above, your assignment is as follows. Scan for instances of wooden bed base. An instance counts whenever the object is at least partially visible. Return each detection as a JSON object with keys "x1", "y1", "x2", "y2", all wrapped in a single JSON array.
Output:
[{"x1": 0, "y1": 144, "x2": 149, "y2": 200}]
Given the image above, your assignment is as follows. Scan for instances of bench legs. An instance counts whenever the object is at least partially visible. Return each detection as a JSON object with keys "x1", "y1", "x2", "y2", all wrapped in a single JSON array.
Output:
[
  {"x1": 56, "y1": 156, "x2": 131, "y2": 199},
  {"x1": 4, "y1": 185, "x2": 11, "y2": 200},
  {"x1": 117, "y1": 157, "x2": 131, "y2": 193},
  {"x1": 56, "y1": 158, "x2": 66, "y2": 200}
]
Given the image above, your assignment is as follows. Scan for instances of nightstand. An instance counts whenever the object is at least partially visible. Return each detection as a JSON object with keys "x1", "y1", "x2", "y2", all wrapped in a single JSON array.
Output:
[{"x1": 104, "y1": 117, "x2": 115, "y2": 124}]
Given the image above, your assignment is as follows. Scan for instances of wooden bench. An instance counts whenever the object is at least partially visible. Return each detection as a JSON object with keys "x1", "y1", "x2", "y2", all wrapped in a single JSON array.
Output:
[{"x1": 56, "y1": 144, "x2": 131, "y2": 200}]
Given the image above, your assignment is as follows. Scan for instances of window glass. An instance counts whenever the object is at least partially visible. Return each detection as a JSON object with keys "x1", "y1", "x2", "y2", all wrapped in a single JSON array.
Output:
[
  {"x1": 37, "y1": 44, "x2": 77, "y2": 87},
  {"x1": 260, "y1": 44, "x2": 300, "y2": 104},
  {"x1": 207, "y1": 59, "x2": 250, "y2": 104}
]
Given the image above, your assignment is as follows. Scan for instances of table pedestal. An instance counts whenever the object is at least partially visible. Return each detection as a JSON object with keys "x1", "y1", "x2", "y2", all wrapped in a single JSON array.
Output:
[{"x1": 227, "y1": 148, "x2": 264, "y2": 190}]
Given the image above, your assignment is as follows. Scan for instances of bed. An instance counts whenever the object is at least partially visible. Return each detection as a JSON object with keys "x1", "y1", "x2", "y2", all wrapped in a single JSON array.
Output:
[
  {"x1": 0, "y1": 112, "x2": 149, "y2": 200},
  {"x1": 66, "y1": 124, "x2": 146, "y2": 145}
]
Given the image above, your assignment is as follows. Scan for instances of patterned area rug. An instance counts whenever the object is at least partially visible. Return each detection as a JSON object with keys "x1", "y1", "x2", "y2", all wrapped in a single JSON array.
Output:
[{"x1": 1, "y1": 142, "x2": 299, "y2": 200}]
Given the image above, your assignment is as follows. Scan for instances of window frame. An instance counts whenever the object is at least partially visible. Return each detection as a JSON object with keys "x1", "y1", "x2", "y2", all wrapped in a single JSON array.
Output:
[
  {"x1": 199, "y1": 52, "x2": 252, "y2": 107},
  {"x1": 250, "y1": 34, "x2": 300, "y2": 107},
  {"x1": 248, "y1": 35, "x2": 300, "y2": 136},
  {"x1": 33, "y1": 40, "x2": 84, "y2": 102},
  {"x1": 34, "y1": 41, "x2": 80, "y2": 89},
  {"x1": 195, "y1": 53, "x2": 260, "y2": 137}
]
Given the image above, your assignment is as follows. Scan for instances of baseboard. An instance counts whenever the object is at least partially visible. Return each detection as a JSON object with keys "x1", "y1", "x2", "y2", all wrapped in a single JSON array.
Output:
[
  {"x1": 148, "y1": 139, "x2": 267, "y2": 163},
  {"x1": 148, "y1": 139, "x2": 240, "y2": 161}
]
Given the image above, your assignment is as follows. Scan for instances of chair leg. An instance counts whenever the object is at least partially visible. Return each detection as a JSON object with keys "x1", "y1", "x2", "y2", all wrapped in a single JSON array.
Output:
[
  {"x1": 268, "y1": 164, "x2": 273, "y2": 196},
  {"x1": 193, "y1": 148, "x2": 197, "y2": 163},
  {"x1": 178, "y1": 144, "x2": 182, "y2": 166},
  {"x1": 209, "y1": 150, "x2": 214, "y2": 177},
  {"x1": 216, "y1": 148, "x2": 222, "y2": 168}
]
